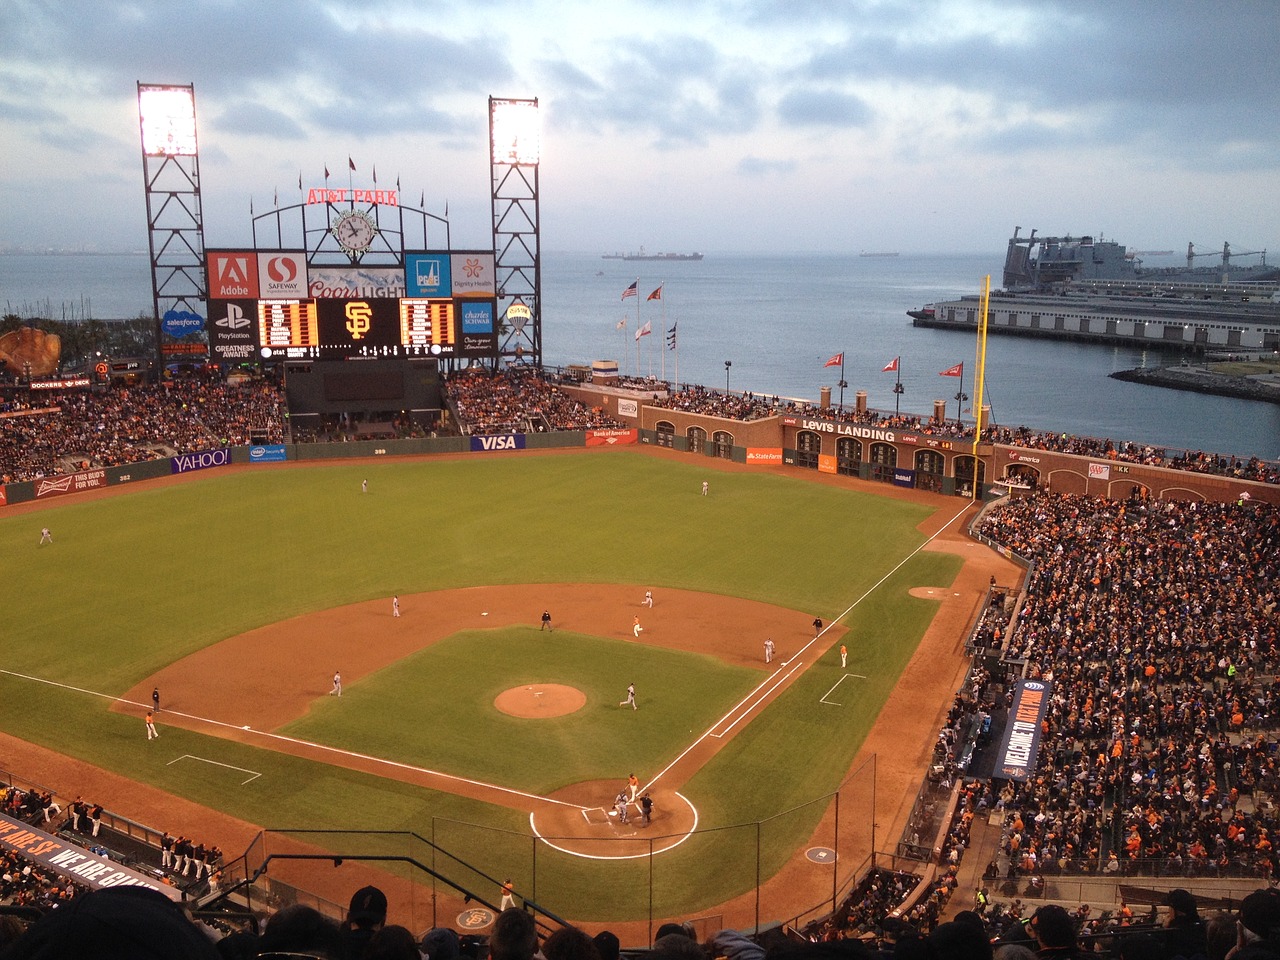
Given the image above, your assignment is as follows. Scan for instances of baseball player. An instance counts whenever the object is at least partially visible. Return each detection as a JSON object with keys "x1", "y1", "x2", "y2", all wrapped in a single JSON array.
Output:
[
  {"x1": 619, "y1": 683, "x2": 637, "y2": 710},
  {"x1": 633, "y1": 616, "x2": 643, "y2": 638},
  {"x1": 331, "y1": 671, "x2": 342, "y2": 696},
  {"x1": 628, "y1": 773, "x2": 640, "y2": 801},
  {"x1": 701, "y1": 481, "x2": 708, "y2": 496},
  {"x1": 393, "y1": 595, "x2": 400, "y2": 618},
  {"x1": 764, "y1": 638, "x2": 774, "y2": 663},
  {"x1": 500, "y1": 879, "x2": 516, "y2": 911},
  {"x1": 361, "y1": 479, "x2": 368, "y2": 493},
  {"x1": 840, "y1": 643, "x2": 848, "y2": 668},
  {"x1": 39, "y1": 527, "x2": 52, "y2": 545},
  {"x1": 643, "y1": 590, "x2": 653, "y2": 607},
  {"x1": 614, "y1": 791, "x2": 630, "y2": 824},
  {"x1": 146, "y1": 711, "x2": 159, "y2": 740}
]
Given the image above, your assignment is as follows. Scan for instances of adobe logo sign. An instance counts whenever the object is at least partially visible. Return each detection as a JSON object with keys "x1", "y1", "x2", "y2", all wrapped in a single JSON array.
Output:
[
  {"x1": 257, "y1": 252, "x2": 307, "y2": 297},
  {"x1": 208, "y1": 252, "x2": 260, "y2": 299}
]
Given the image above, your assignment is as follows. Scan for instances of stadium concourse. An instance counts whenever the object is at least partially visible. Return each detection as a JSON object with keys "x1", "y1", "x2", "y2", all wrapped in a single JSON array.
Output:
[{"x1": 1, "y1": 365, "x2": 1278, "y2": 958}]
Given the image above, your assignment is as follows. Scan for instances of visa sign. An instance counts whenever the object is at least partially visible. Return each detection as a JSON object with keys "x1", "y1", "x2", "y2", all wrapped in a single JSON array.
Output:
[{"x1": 470, "y1": 434, "x2": 526, "y2": 452}]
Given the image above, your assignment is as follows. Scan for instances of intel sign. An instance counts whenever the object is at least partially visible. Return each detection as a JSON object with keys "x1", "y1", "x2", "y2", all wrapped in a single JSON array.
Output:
[{"x1": 161, "y1": 308, "x2": 205, "y2": 338}]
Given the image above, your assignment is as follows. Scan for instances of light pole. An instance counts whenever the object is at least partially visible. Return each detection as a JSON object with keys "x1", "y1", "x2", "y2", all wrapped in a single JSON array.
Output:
[{"x1": 724, "y1": 360, "x2": 732, "y2": 393}]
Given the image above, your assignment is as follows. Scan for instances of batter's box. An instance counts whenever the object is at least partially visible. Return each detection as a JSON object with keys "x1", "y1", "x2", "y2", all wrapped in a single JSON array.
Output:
[{"x1": 580, "y1": 807, "x2": 611, "y2": 825}]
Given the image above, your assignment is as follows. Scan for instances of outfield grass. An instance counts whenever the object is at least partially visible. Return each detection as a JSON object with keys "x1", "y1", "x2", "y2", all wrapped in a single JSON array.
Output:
[{"x1": 2, "y1": 450, "x2": 962, "y2": 919}]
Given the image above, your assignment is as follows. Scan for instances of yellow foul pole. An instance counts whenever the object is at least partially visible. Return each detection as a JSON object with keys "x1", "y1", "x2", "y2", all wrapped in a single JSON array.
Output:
[{"x1": 969, "y1": 274, "x2": 991, "y2": 501}]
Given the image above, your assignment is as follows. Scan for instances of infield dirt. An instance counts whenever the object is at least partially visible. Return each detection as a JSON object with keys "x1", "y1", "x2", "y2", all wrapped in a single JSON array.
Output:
[{"x1": 4, "y1": 450, "x2": 1020, "y2": 942}]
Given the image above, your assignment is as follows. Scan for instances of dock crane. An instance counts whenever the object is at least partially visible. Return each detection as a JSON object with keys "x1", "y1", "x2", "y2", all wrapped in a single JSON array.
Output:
[{"x1": 1185, "y1": 242, "x2": 1268, "y2": 282}]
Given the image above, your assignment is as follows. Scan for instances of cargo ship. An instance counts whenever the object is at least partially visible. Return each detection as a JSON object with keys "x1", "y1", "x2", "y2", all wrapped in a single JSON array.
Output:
[{"x1": 602, "y1": 247, "x2": 703, "y2": 262}]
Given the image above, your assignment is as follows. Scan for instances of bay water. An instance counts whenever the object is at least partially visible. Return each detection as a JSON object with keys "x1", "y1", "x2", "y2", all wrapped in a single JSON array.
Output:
[{"x1": 2, "y1": 251, "x2": 1276, "y2": 461}]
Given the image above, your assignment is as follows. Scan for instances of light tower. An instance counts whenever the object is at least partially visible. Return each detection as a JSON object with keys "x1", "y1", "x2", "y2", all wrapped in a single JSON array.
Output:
[
  {"x1": 488, "y1": 97, "x2": 541, "y2": 368},
  {"x1": 137, "y1": 83, "x2": 207, "y2": 365}
]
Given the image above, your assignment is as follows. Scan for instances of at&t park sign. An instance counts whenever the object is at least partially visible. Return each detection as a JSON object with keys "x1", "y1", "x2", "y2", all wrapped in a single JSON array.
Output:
[{"x1": 306, "y1": 188, "x2": 398, "y2": 205}]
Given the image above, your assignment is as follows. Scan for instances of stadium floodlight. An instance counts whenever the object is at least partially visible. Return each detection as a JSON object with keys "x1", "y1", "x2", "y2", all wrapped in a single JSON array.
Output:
[
  {"x1": 138, "y1": 84, "x2": 198, "y2": 156},
  {"x1": 490, "y1": 98, "x2": 539, "y2": 166}
]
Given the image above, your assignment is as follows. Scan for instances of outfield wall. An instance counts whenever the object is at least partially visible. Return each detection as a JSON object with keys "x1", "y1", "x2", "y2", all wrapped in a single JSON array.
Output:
[{"x1": 2, "y1": 423, "x2": 1276, "y2": 507}]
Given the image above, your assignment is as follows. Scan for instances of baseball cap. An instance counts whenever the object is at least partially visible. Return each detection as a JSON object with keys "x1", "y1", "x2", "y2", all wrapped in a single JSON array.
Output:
[
  {"x1": 1241, "y1": 888, "x2": 1280, "y2": 937},
  {"x1": 421, "y1": 926, "x2": 461, "y2": 960},
  {"x1": 1164, "y1": 889, "x2": 1198, "y2": 914},
  {"x1": 348, "y1": 885, "x2": 388, "y2": 924}
]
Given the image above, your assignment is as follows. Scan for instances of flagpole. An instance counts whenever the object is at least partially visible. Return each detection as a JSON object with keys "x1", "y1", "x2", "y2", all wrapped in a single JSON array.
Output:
[
  {"x1": 838, "y1": 354, "x2": 846, "y2": 411},
  {"x1": 955, "y1": 364, "x2": 965, "y2": 424},
  {"x1": 659, "y1": 285, "x2": 667, "y2": 385},
  {"x1": 971, "y1": 275, "x2": 992, "y2": 501}
]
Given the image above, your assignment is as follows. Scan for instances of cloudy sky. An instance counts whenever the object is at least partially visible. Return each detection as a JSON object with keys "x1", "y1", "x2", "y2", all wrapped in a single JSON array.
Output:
[{"x1": 3, "y1": 0, "x2": 1278, "y2": 255}]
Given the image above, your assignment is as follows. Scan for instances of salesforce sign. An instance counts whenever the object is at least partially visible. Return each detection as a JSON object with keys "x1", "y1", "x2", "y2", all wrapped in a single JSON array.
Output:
[
  {"x1": 171, "y1": 449, "x2": 231, "y2": 474},
  {"x1": 161, "y1": 308, "x2": 206, "y2": 338}
]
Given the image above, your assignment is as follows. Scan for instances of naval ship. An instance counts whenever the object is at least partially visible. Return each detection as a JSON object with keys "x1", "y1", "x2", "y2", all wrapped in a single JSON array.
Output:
[{"x1": 909, "y1": 227, "x2": 1280, "y2": 353}]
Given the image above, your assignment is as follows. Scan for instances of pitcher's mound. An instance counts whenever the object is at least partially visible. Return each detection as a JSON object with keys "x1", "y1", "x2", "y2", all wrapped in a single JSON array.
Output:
[{"x1": 495, "y1": 684, "x2": 586, "y2": 718}]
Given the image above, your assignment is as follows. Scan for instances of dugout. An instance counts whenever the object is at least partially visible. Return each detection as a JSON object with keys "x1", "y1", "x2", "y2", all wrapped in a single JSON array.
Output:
[{"x1": 283, "y1": 358, "x2": 443, "y2": 436}]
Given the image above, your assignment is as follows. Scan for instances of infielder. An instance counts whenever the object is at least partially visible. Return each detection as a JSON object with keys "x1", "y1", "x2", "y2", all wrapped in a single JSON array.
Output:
[
  {"x1": 764, "y1": 638, "x2": 775, "y2": 663},
  {"x1": 633, "y1": 616, "x2": 643, "y2": 638},
  {"x1": 620, "y1": 683, "x2": 637, "y2": 710},
  {"x1": 840, "y1": 644, "x2": 848, "y2": 668},
  {"x1": 331, "y1": 671, "x2": 342, "y2": 696},
  {"x1": 393, "y1": 595, "x2": 400, "y2": 618},
  {"x1": 146, "y1": 711, "x2": 159, "y2": 740},
  {"x1": 643, "y1": 590, "x2": 653, "y2": 607}
]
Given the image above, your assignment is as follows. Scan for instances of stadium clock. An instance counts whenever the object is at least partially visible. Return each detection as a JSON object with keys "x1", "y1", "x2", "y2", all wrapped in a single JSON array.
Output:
[{"x1": 332, "y1": 210, "x2": 377, "y2": 255}]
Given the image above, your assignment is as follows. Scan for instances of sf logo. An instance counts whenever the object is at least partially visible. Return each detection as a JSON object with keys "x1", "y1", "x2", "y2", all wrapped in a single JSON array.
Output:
[{"x1": 345, "y1": 302, "x2": 373, "y2": 339}]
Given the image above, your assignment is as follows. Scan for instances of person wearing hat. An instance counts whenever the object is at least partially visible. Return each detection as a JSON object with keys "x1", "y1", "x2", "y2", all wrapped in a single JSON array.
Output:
[
  {"x1": 1234, "y1": 888, "x2": 1280, "y2": 959},
  {"x1": 1162, "y1": 888, "x2": 1207, "y2": 960},
  {"x1": 1029, "y1": 904, "x2": 1080, "y2": 959},
  {"x1": 341, "y1": 884, "x2": 388, "y2": 960},
  {"x1": 421, "y1": 926, "x2": 461, "y2": 960}
]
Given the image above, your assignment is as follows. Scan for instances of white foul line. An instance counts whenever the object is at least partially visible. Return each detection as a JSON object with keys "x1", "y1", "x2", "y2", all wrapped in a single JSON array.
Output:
[
  {"x1": 169, "y1": 754, "x2": 262, "y2": 785},
  {"x1": 781, "y1": 500, "x2": 972, "y2": 668},
  {"x1": 0, "y1": 669, "x2": 582, "y2": 810}
]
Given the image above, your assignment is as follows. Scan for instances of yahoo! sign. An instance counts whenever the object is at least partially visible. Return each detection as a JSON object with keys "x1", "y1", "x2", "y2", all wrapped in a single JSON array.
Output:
[{"x1": 171, "y1": 449, "x2": 231, "y2": 475}]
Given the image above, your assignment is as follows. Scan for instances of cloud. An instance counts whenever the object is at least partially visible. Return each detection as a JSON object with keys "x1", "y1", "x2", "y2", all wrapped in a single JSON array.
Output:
[{"x1": 777, "y1": 89, "x2": 873, "y2": 128}]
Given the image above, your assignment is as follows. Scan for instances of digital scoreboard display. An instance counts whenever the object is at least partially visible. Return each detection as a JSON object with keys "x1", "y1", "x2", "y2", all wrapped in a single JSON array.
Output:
[
  {"x1": 258, "y1": 300, "x2": 319, "y2": 349},
  {"x1": 399, "y1": 299, "x2": 455, "y2": 348},
  {"x1": 208, "y1": 250, "x2": 497, "y2": 361}
]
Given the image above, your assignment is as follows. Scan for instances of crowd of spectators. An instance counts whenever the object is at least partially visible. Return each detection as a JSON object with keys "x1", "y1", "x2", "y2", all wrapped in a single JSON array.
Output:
[
  {"x1": 0, "y1": 373, "x2": 286, "y2": 483},
  {"x1": 446, "y1": 368, "x2": 625, "y2": 434},
  {"x1": 974, "y1": 491, "x2": 1280, "y2": 883},
  {"x1": 990, "y1": 425, "x2": 1280, "y2": 485},
  {"x1": 1, "y1": 365, "x2": 1276, "y2": 488}
]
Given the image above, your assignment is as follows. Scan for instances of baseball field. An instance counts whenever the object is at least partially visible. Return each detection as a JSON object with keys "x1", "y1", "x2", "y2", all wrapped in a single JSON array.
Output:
[{"x1": 1, "y1": 447, "x2": 1007, "y2": 928}]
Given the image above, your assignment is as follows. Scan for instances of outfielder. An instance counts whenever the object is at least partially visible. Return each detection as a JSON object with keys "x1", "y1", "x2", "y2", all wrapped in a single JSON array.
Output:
[{"x1": 619, "y1": 683, "x2": 637, "y2": 710}]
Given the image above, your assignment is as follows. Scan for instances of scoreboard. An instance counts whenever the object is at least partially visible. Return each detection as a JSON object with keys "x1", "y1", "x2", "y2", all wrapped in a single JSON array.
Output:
[{"x1": 206, "y1": 249, "x2": 499, "y2": 363}]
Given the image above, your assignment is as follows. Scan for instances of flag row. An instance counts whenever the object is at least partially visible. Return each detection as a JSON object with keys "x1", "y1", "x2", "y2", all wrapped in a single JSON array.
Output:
[{"x1": 825, "y1": 354, "x2": 963, "y2": 377}]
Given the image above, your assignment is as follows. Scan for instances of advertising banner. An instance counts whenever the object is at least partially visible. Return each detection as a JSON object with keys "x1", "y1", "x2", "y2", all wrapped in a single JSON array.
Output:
[
  {"x1": 746, "y1": 448, "x2": 783, "y2": 464},
  {"x1": 208, "y1": 299, "x2": 258, "y2": 362},
  {"x1": 35, "y1": 469, "x2": 107, "y2": 500},
  {"x1": 404, "y1": 254, "x2": 450, "y2": 297},
  {"x1": 460, "y1": 301, "x2": 493, "y2": 333},
  {"x1": 0, "y1": 486, "x2": 7, "y2": 506},
  {"x1": 616, "y1": 398, "x2": 639, "y2": 418},
  {"x1": 451, "y1": 252, "x2": 496, "y2": 297},
  {"x1": 470, "y1": 434, "x2": 527, "y2": 452},
  {"x1": 207, "y1": 251, "x2": 259, "y2": 299},
  {"x1": 249, "y1": 445, "x2": 287, "y2": 463},
  {"x1": 160, "y1": 308, "x2": 205, "y2": 338},
  {"x1": 1088, "y1": 462, "x2": 1111, "y2": 480},
  {"x1": 257, "y1": 252, "x2": 308, "y2": 298},
  {"x1": 29, "y1": 378, "x2": 90, "y2": 391},
  {"x1": 995, "y1": 679, "x2": 1052, "y2": 781},
  {"x1": 818, "y1": 454, "x2": 837, "y2": 474},
  {"x1": 171, "y1": 449, "x2": 231, "y2": 474},
  {"x1": 0, "y1": 812, "x2": 180, "y2": 901},
  {"x1": 309, "y1": 266, "x2": 405, "y2": 299},
  {"x1": 585, "y1": 429, "x2": 637, "y2": 446},
  {"x1": 893, "y1": 468, "x2": 916, "y2": 487}
]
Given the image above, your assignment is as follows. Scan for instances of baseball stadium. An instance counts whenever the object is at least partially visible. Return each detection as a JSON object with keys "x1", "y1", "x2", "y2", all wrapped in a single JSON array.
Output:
[{"x1": 1, "y1": 90, "x2": 1279, "y2": 960}]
